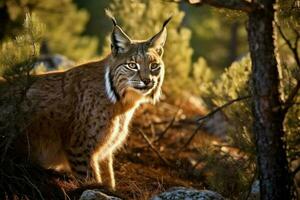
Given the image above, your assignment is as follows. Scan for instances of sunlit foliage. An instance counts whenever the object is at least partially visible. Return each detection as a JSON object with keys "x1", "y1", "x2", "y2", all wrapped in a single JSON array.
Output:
[
  {"x1": 199, "y1": 53, "x2": 299, "y2": 197},
  {"x1": 1, "y1": 0, "x2": 98, "y2": 62},
  {"x1": 0, "y1": 13, "x2": 43, "y2": 156}
]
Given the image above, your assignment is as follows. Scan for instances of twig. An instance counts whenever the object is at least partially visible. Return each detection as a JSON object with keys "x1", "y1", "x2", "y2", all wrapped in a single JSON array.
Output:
[
  {"x1": 137, "y1": 128, "x2": 171, "y2": 167},
  {"x1": 23, "y1": 175, "x2": 45, "y2": 200},
  {"x1": 177, "y1": 121, "x2": 205, "y2": 153},
  {"x1": 282, "y1": 80, "x2": 300, "y2": 114},
  {"x1": 292, "y1": 165, "x2": 300, "y2": 176},
  {"x1": 150, "y1": 123, "x2": 156, "y2": 139},
  {"x1": 154, "y1": 107, "x2": 181, "y2": 143},
  {"x1": 191, "y1": 156, "x2": 206, "y2": 170},
  {"x1": 166, "y1": 0, "x2": 261, "y2": 13},
  {"x1": 151, "y1": 120, "x2": 171, "y2": 125},
  {"x1": 276, "y1": 22, "x2": 300, "y2": 68},
  {"x1": 177, "y1": 95, "x2": 251, "y2": 153},
  {"x1": 244, "y1": 167, "x2": 257, "y2": 200},
  {"x1": 196, "y1": 95, "x2": 251, "y2": 122},
  {"x1": 276, "y1": 22, "x2": 300, "y2": 115}
]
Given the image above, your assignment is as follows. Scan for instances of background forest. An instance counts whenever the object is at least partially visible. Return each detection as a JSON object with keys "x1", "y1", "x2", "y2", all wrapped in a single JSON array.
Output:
[{"x1": 0, "y1": 0, "x2": 299, "y2": 199}]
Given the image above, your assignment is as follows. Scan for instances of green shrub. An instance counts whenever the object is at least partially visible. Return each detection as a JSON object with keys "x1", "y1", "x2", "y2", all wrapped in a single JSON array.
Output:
[
  {"x1": 0, "y1": 13, "x2": 43, "y2": 156},
  {"x1": 199, "y1": 53, "x2": 299, "y2": 198},
  {"x1": 1, "y1": 0, "x2": 98, "y2": 62}
]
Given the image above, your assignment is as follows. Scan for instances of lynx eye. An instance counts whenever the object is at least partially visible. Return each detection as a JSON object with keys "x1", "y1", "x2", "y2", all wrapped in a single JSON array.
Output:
[
  {"x1": 126, "y1": 63, "x2": 139, "y2": 71},
  {"x1": 150, "y1": 63, "x2": 160, "y2": 71}
]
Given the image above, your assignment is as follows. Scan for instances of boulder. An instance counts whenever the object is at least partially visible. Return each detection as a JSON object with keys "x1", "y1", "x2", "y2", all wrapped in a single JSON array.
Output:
[{"x1": 151, "y1": 187, "x2": 225, "y2": 200}]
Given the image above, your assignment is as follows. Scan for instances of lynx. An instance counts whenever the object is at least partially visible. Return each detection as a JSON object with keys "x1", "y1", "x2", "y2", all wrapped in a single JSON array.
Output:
[{"x1": 14, "y1": 17, "x2": 171, "y2": 189}]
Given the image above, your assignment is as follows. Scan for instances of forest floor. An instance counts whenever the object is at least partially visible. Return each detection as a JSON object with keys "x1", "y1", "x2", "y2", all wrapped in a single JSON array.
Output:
[
  {"x1": 115, "y1": 99, "x2": 207, "y2": 200},
  {"x1": 112, "y1": 96, "x2": 249, "y2": 200},
  {"x1": 1, "y1": 95, "x2": 251, "y2": 200}
]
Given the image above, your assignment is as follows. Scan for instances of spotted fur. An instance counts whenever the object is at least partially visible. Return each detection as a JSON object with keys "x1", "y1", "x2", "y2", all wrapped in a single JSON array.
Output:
[{"x1": 15, "y1": 17, "x2": 171, "y2": 190}]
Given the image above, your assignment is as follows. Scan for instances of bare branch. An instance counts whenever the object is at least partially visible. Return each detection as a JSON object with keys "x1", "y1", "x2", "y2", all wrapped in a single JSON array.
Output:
[
  {"x1": 282, "y1": 80, "x2": 300, "y2": 114},
  {"x1": 177, "y1": 95, "x2": 251, "y2": 152},
  {"x1": 276, "y1": 23, "x2": 300, "y2": 114},
  {"x1": 293, "y1": 164, "x2": 300, "y2": 176},
  {"x1": 137, "y1": 128, "x2": 171, "y2": 167},
  {"x1": 177, "y1": 121, "x2": 205, "y2": 153},
  {"x1": 244, "y1": 167, "x2": 257, "y2": 200},
  {"x1": 196, "y1": 95, "x2": 251, "y2": 122},
  {"x1": 276, "y1": 22, "x2": 300, "y2": 68},
  {"x1": 154, "y1": 107, "x2": 180, "y2": 143},
  {"x1": 184, "y1": 0, "x2": 261, "y2": 13}
]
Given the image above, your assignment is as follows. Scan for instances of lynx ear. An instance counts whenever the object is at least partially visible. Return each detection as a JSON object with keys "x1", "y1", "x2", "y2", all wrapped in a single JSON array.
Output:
[
  {"x1": 107, "y1": 12, "x2": 131, "y2": 55},
  {"x1": 148, "y1": 17, "x2": 172, "y2": 56}
]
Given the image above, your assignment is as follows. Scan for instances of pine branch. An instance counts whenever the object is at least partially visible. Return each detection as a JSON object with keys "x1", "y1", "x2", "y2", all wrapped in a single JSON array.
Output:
[{"x1": 185, "y1": 0, "x2": 261, "y2": 13}]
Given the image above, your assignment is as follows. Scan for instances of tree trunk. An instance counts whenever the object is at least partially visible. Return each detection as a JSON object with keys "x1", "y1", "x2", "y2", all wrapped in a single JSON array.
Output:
[
  {"x1": 228, "y1": 21, "x2": 239, "y2": 65},
  {"x1": 0, "y1": 4, "x2": 9, "y2": 41},
  {"x1": 247, "y1": 0, "x2": 290, "y2": 199}
]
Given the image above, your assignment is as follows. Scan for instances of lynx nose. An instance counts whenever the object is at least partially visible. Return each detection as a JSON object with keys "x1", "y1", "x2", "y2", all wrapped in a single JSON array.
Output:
[{"x1": 142, "y1": 78, "x2": 152, "y2": 86}]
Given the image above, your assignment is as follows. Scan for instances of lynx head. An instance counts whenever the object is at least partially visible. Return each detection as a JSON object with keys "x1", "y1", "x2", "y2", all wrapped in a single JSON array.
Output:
[{"x1": 105, "y1": 16, "x2": 171, "y2": 107}]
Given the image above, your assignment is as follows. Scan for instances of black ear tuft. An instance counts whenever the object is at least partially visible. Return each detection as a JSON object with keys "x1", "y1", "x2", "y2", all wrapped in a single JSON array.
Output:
[
  {"x1": 162, "y1": 16, "x2": 172, "y2": 28},
  {"x1": 106, "y1": 10, "x2": 131, "y2": 55},
  {"x1": 147, "y1": 17, "x2": 171, "y2": 56},
  {"x1": 105, "y1": 9, "x2": 117, "y2": 26}
]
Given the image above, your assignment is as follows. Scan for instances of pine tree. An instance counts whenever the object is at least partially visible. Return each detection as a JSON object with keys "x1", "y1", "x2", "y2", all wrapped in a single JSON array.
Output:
[
  {"x1": 185, "y1": 6, "x2": 248, "y2": 70},
  {"x1": 0, "y1": 0, "x2": 98, "y2": 62},
  {"x1": 0, "y1": 13, "x2": 44, "y2": 156},
  {"x1": 102, "y1": 0, "x2": 193, "y2": 96}
]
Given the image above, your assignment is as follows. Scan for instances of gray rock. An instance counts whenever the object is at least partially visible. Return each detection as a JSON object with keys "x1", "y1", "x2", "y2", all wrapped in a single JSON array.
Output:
[
  {"x1": 35, "y1": 54, "x2": 75, "y2": 70},
  {"x1": 249, "y1": 180, "x2": 260, "y2": 200},
  {"x1": 151, "y1": 187, "x2": 225, "y2": 200},
  {"x1": 79, "y1": 190, "x2": 122, "y2": 200}
]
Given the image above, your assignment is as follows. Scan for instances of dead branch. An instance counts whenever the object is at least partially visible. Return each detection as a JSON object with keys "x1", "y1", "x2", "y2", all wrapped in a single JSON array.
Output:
[
  {"x1": 23, "y1": 175, "x2": 45, "y2": 200},
  {"x1": 177, "y1": 95, "x2": 251, "y2": 153},
  {"x1": 283, "y1": 81, "x2": 300, "y2": 114},
  {"x1": 175, "y1": 95, "x2": 251, "y2": 126},
  {"x1": 276, "y1": 23, "x2": 300, "y2": 115},
  {"x1": 195, "y1": 95, "x2": 251, "y2": 122},
  {"x1": 170, "y1": 0, "x2": 261, "y2": 13},
  {"x1": 177, "y1": 121, "x2": 205, "y2": 153},
  {"x1": 276, "y1": 22, "x2": 300, "y2": 68},
  {"x1": 244, "y1": 167, "x2": 257, "y2": 200},
  {"x1": 154, "y1": 107, "x2": 181, "y2": 143},
  {"x1": 293, "y1": 167, "x2": 300, "y2": 177},
  {"x1": 137, "y1": 128, "x2": 171, "y2": 167}
]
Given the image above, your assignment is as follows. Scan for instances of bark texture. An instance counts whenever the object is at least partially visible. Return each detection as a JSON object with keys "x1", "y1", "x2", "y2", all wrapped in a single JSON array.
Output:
[
  {"x1": 247, "y1": 0, "x2": 290, "y2": 199},
  {"x1": 0, "y1": 4, "x2": 9, "y2": 41}
]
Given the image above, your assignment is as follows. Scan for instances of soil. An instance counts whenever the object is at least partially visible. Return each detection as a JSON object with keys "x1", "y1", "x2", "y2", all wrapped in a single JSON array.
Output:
[{"x1": 113, "y1": 99, "x2": 221, "y2": 200}]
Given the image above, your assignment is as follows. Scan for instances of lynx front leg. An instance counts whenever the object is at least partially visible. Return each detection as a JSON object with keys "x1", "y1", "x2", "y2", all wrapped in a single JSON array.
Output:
[
  {"x1": 67, "y1": 149, "x2": 102, "y2": 183},
  {"x1": 99, "y1": 153, "x2": 115, "y2": 190}
]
